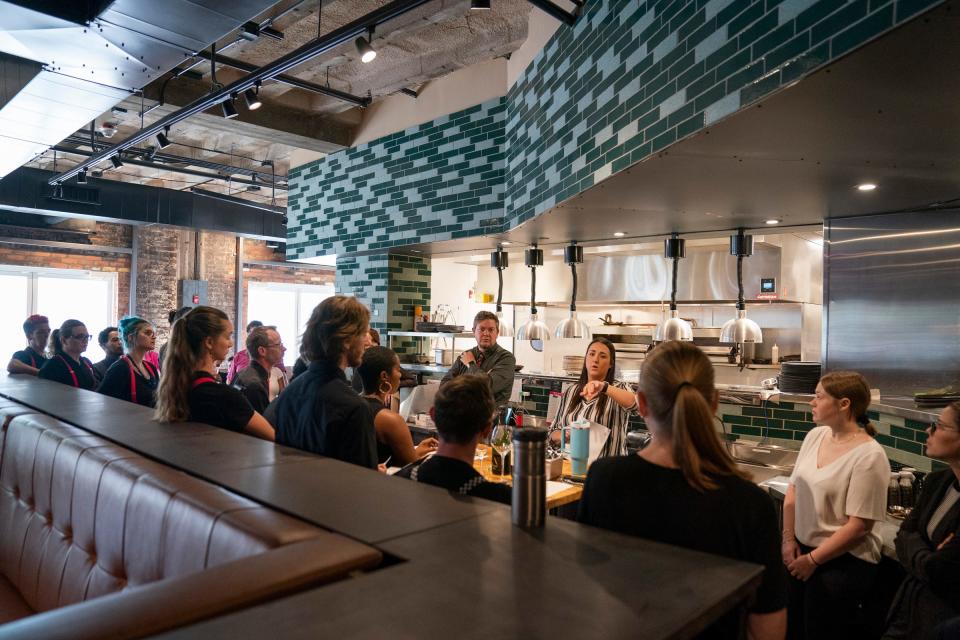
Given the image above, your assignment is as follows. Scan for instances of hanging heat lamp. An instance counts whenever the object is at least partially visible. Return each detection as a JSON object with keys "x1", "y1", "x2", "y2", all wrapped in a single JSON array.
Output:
[
  {"x1": 554, "y1": 242, "x2": 591, "y2": 339},
  {"x1": 654, "y1": 233, "x2": 693, "y2": 342},
  {"x1": 515, "y1": 244, "x2": 550, "y2": 341},
  {"x1": 720, "y1": 228, "x2": 763, "y2": 344},
  {"x1": 490, "y1": 246, "x2": 514, "y2": 337}
]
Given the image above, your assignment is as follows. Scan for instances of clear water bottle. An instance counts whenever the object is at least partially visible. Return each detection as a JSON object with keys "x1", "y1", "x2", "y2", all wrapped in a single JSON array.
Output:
[{"x1": 888, "y1": 473, "x2": 900, "y2": 509}]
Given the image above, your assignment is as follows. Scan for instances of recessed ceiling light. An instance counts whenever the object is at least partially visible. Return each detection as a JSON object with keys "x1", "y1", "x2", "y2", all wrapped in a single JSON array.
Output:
[
  {"x1": 613, "y1": 231, "x2": 626, "y2": 237},
  {"x1": 765, "y1": 219, "x2": 780, "y2": 225},
  {"x1": 857, "y1": 183, "x2": 877, "y2": 191},
  {"x1": 500, "y1": 241, "x2": 512, "y2": 246}
]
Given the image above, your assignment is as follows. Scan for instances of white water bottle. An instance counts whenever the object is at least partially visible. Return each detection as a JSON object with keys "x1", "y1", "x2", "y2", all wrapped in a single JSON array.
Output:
[{"x1": 771, "y1": 343, "x2": 780, "y2": 365}]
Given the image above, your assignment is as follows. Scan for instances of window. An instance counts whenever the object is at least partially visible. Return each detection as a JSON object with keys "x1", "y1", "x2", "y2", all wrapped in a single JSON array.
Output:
[
  {"x1": 247, "y1": 282, "x2": 333, "y2": 366},
  {"x1": 0, "y1": 265, "x2": 117, "y2": 364}
]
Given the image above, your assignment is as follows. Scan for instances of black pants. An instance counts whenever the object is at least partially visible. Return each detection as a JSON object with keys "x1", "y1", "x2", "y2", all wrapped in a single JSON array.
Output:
[{"x1": 788, "y1": 542, "x2": 879, "y2": 640}]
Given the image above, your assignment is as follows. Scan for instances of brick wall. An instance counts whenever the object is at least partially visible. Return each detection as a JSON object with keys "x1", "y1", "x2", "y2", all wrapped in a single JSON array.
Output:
[
  {"x1": 135, "y1": 225, "x2": 180, "y2": 342},
  {"x1": 0, "y1": 221, "x2": 131, "y2": 321}
]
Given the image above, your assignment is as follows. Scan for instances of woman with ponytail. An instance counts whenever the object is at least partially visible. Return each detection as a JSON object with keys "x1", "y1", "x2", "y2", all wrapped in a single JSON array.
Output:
[
  {"x1": 783, "y1": 371, "x2": 889, "y2": 639},
  {"x1": 154, "y1": 305, "x2": 274, "y2": 441},
  {"x1": 578, "y1": 341, "x2": 786, "y2": 639},
  {"x1": 37, "y1": 319, "x2": 98, "y2": 390},
  {"x1": 97, "y1": 316, "x2": 159, "y2": 407}
]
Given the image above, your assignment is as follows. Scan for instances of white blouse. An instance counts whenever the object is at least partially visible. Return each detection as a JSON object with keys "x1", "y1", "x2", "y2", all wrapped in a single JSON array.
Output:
[{"x1": 789, "y1": 426, "x2": 890, "y2": 563}]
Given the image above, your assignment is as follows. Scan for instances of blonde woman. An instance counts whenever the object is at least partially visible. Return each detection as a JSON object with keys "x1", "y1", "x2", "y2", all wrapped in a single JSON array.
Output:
[
  {"x1": 578, "y1": 341, "x2": 786, "y2": 640},
  {"x1": 154, "y1": 305, "x2": 274, "y2": 441},
  {"x1": 783, "y1": 372, "x2": 889, "y2": 639}
]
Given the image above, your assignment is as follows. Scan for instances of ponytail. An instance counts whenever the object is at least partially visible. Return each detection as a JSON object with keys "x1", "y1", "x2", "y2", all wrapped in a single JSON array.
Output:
[
  {"x1": 154, "y1": 306, "x2": 229, "y2": 423},
  {"x1": 49, "y1": 319, "x2": 85, "y2": 357},
  {"x1": 641, "y1": 341, "x2": 748, "y2": 491}
]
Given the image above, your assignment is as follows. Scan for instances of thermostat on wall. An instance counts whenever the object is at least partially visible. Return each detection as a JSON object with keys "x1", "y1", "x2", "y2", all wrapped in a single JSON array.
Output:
[{"x1": 760, "y1": 278, "x2": 776, "y2": 293}]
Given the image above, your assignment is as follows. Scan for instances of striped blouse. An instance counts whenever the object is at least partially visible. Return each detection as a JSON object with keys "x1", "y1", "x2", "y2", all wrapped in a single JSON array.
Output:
[{"x1": 553, "y1": 380, "x2": 639, "y2": 458}]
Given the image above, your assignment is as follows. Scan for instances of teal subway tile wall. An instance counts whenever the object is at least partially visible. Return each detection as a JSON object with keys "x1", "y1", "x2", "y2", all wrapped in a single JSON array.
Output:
[
  {"x1": 503, "y1": 0, "x2": 943, "y2": 228},
  {"x1": 288, "y1": 98, "x2": 505, "y2": 259},
  {"x1": 287, "y1": 0, "x2": 942, "y2": 262}
]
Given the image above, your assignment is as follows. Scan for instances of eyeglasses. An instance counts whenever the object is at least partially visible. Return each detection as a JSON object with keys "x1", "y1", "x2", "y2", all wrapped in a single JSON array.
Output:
[
  {"x1": 266, "y1": 342, "x2": 284, "y2": 348},
  {"x1": 69, "y1": 334, "x2": 91, "y2": 341},
  {"x1": 931, "y1": 420, "x2": 959, "y2": 434}
]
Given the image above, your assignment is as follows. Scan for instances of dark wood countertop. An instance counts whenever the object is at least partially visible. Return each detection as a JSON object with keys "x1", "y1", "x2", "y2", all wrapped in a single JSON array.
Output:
[{"x1": 0, "y1": 374, "x2": 764, "y2": 638}]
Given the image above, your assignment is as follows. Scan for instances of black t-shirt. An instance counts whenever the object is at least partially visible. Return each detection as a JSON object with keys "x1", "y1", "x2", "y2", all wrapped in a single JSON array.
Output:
[
  {"x1": 187, "y1": 371, "x2": 255, "y2": 433},
  {"x1": 97, "y1": 357, "x2": 159, "y2": 408},
  {"x1": 363, "y1": 396, "x2": 393, "y2": 464},
  {"x1": 11, "y1": 346, "x2": 48, "y2": 370},
  {"x1": 37, "y1": 353, "x2": 98, "y2": 390},
  {"x1": 397, "y1": 455, "x2": 512, "y2": 505},
  {"x1": 578, "y1": 455, "x2": 786, "y2": 638},
  {"x1": 92, "y1": 353, "x2": 121, "y2": 383},
  {"x1": 269, "y1": 360, "x2": 377, "y2": 469}
]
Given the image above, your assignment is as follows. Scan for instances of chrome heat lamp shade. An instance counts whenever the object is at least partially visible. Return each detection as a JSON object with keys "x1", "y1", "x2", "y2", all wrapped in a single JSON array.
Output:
[
  {"x1": 720, "y1": 229, "x2": 763, "y2": 345},
  {"x1": 654, "y1": 235, "x2": 693, "y2": 342},
  {"x1": 554, "y1": 242, "x2": 591, "y2": 339},
  {"x1": 517, "y1": 245, "x2": 550, "y2": 341},
  {"x1": 517, "y1": 314, "x2": 551, "y2": 341},
  {"x1": 655, "y1": 309, "x2": 693, "y2": 342},
  {"x1": 490, "y1": 247, "x2": 514, "y2": 336},
  {"x1": 720, "y1": 309, "x2": 763, "y2": 344}
]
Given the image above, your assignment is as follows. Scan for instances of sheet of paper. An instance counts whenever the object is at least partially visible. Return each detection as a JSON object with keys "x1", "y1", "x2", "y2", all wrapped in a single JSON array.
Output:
[
  {"x1": 546, "y1": 480, "x2": 571, "y2": 498},
  {"x1": 587, "y1": 420, "x2": 610, "y2": 466}
]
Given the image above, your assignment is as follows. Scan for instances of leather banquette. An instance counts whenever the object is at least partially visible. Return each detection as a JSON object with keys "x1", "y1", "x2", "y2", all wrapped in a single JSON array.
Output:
[{"x1": 0, "y1": 400, "x2": 381, "y2": 639}]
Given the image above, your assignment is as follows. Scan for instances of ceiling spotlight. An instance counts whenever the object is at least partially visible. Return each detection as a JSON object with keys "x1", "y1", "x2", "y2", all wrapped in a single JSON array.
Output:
[
  {"x1": 356, "y1": 31, "x2": 376, "y2": 63},
  {"x1": 243, "y1": 85, "x2": 262, "y2": 110},
  {"x1": 765, "y1": 219, "x2": 780, "y2": 225},
  {"x1": 110, "y1": 154, "x2": 124, "y2": 169},
  {"x1": 857, "y1": 183, "x2": 877, "y2": 191},
  {"x1": 156, "y1": 128, "x2": 171, "y2": 149},
  {"x1": 500, "y1": 241, "x2": 512, "y2": 246},
  {"x1": 471, "y1": 0, "x2": 492, "y2": 8},
  {"x1": 77, "y1": 169, "x2": 87, "y2": 184},
  {"x1": 221, "y1": 98, "x2": 239, "y2": 119},
  {"x1": 613, "y1": 231, "x2": 626, "y2": 237}
]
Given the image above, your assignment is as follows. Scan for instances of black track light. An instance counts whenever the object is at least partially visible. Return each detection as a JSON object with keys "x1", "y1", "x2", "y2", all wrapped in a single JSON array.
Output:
[
  {"x1": 110, "y1": 154, "x2": 124, "y2": 169},
  {"x1": 243, "y1": 87, "x2": 262, "y2": 111},
  {"x1": 355, "y1": 30, "x2": 376, "y2": 63},
  {"x1": 156, "y1": 128, "x2": 171, "y2": 149},
  {"x1": 471, "y1": 0, "x2": 491, "y2": 8},
  {"x1": 77, "y1": 169, "x2": 87, "y2": 184},
  {"x1": 221, "y1": 97, "x2": 238, "y2": 119}
]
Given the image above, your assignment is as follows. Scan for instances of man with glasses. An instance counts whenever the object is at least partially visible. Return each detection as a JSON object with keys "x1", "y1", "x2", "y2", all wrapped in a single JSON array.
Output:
[
  {"x1": 441, "y1": 311, "x2": 516, "y2": 406},
  {"x1": 232, "y1": 325, "x2": 286, "y2": 413}
]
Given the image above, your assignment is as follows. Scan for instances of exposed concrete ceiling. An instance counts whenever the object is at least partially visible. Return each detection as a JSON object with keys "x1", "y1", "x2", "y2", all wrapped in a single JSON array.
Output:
[{"x1": 24, "y1": 0, "x2": 532, "y2": 208}]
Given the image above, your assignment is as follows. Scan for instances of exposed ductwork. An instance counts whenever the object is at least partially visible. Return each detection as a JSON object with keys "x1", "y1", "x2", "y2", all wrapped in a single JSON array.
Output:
[
  {"x1": 0, "y1": 167, "x2": 285, "y2": 241},
  {"x1": 0, "y1": 0, "x2": 281, "y2": 178}
]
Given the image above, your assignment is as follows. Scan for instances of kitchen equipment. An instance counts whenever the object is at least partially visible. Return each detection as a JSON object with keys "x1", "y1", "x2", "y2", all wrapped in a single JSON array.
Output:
[
  {"x1": 562, "y1": 355, "x2": 584, "y2": 375},
  {"x1": 778, "y1": 361, "x2": 821, "y2": 393},
  {"x1": 516, "y1": 245, "x2": 551, "y2": 341},
  {"x1": 654, "y1": 234, "x2": 693, "y2": 342},
  {"x1": 720, "y1": 229, "x2": 763, "y2": 346},
  {"x1": 490, "y1": 246, "x2": 514, "y2": 336},
  {"x1": 433, "y1": 349, "x2": 453, "y2": 366},
  {"x1": 555, "y1": 242, "x2": 591, "y2": 339},
  {"x1": 512, "y1": 427, "x2": 548, "y2": 528}
]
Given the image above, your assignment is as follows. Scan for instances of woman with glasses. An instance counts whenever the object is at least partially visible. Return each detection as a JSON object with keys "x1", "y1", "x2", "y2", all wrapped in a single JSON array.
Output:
[
  {"x1": 97, "y1": 316, "x2": 159, "y2": 407},
  {"x1": 37, "y1": 319, "x2": 98, "y2": 390},
  {"x1": 783, "y1": 372, "x2": 890, "y2": 640},
  {"x1": 883, "y1": 402, "x2": 960, "y2": 639}
]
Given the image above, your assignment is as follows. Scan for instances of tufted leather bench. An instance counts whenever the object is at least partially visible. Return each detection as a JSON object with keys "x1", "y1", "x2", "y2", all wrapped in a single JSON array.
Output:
[{"x1": 0, "y1": 405, "x2": 382, "y2": 640}]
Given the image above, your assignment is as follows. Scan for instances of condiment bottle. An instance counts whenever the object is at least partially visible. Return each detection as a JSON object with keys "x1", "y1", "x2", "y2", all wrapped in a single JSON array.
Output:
[
  {"x1": 771, "y1": 343, "x2": 779, "y2": 365},
  {"x1": 899, "y1": 470, "x2": 915, "y2": 508},
  {"x1": 888, "y1": 473, "x2": 900, "y2": 509}
]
